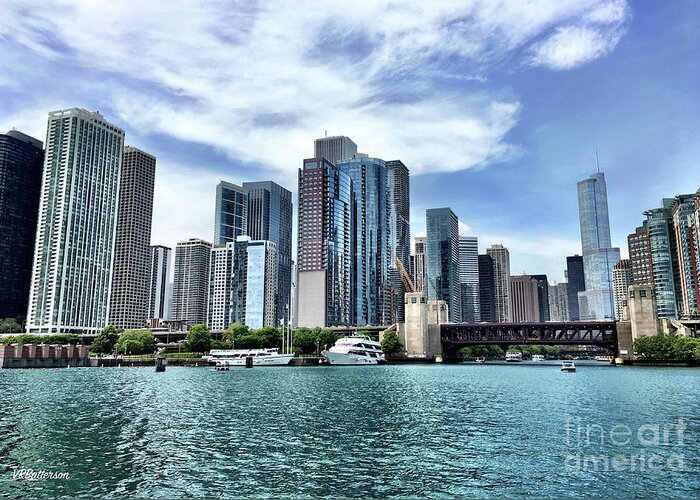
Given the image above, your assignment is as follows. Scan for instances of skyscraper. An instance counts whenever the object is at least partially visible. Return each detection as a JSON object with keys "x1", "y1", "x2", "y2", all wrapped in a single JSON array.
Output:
[
  {"x1": 486, "y1": 244, "x2": 511, "y2": 322},
  {"x1": 314, "y1": 135, "x2": 357, "y2": 164},
  {"x1": 241, "y1": 239, "x2": 278, "y2": 329},
  {"x1": 296, "y1": 158, "x2": 353, "y2": 327},
  {"x1": 510, "y1": 275, "x2": 540, "y2": 322},
  {"x1": 478, "y1": 254, "x2": 496, "y2": 322},
  {"x1": 337, "y1": 157, "x2": 390, "y2": 326},
  {"x1": 27, "y1": 108, "x2": 124, "y2": 334},
  {"x1": 576, "y1": 172, "x2": 620, "y2": 320},
  {"x1": 411, "y1": 237, "x2": 427, "y2": 294},
  {"x1": 426, "y1": 208, "x2": 461, "y2": 323},
  {"x1": 109, "y1": 147, "x2": 156, "y2": 329},
  {"x1": 214, "y1": 181, "x2": 247, "y2": 244},
  {"x1": 172, "y1": 238, "x2": 212, "y2": 326},
  {"x1": 243, "y1": 181, "x2": 293, "y2": 326},
  {"x1": 671, "y1": 193, "x2": 699, "y2": 316},
  {"x1": 0, "y1": 130, "x2": 44, "y2": 320},
  {"x1": 459, "y1": 236, "x2": 480, "y2": 322},
  {"x1": 148, "y1": 245, "x2": 172, "y2": 320},
  {"x1": 529, "y1": 274, "x2": 550, "y2": 322},
  {"x1": 566, "y1": 255, "x2": 585, "y2": 320},
  {"x1": 612, "y1": 259, "x2": 632, "y2": 320},
  {"x1": 628, "y1": 222, "x2": 653, "y2": 286},
  {"x1": 386, "y1": 160, "x2": 410, "y2": 323},
  {"x1": 548, "y1": 282, "x2": 570, "y2": 321}
]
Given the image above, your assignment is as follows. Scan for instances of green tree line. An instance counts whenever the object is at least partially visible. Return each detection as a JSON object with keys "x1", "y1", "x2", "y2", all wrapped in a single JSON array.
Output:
[{"x1": 633, "y1": 334, "x2": 700, "y2": 363}]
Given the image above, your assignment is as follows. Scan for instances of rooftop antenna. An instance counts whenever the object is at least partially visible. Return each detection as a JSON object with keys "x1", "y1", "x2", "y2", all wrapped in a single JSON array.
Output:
[
  {"x1": 595, "y1": 147, "x2": 601, "y2": 173},
  {"x1": 325, "y1": 130, "x2": 327, "y2": 137}
]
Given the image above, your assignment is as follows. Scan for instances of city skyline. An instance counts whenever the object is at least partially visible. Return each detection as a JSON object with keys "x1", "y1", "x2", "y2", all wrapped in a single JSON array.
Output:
[{"x1": 2, "y1": 2, "x2": 699, "y2": 282}]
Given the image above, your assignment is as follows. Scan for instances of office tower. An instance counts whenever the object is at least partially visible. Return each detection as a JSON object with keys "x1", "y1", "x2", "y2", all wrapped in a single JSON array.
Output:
[
  {"x1": 612, "y1": 259, "x2": 632, "y2": 320},
  {"x1": 459, "y1": 236, "x2": 480, "y2": 322},
  {"x1": 426, "y1": 208, "x2": 461, "y2": 323},
  {"x1": 208, "y1": 238, "x2": 277, "y2": 330},
  {"x1": 671, "y1": 194, "x2": 699, "y2": 316},
  {"x1": 109, "y1": 147, "x2": 156, "y2": 329},
  {"x1": 148, "y1": 245, "x2": 172, "y2": 320},
  {"x1": 628, "y1": 224, "x2": 653, "y2": 286},
  {"x1": 243, "y1": 181, "x2": 293, "y2": 326},
  {"x1": 296, "y1": 158, "x2": 353, "y2": 327},
  {"x1": 511, "y1": 275, "x2": 541, "y2": 322},
  {"x1": 172, "y1": 238, "x2": 212, "y2": 326},
  {"x1": 478, "y1": 254, "x2": 496, "y2": 322},
  {"x1": 214, "y1": 181, "x2": 247, "y2": 244},
  {"x1": 566, "y1": 255, "x2": 585, "y2": 320},
  {"x1": 314, "y1": 135, "x2": 357, "y2": 164},
  {"x1": 0, "y1": 130, "x2": 44, "y2": 320},
  {"x1": 337, "y1": 157, "x2": 390, "y2": 325},
  {"x1": 386, "y1": 160, "x2": 411, "y2": 323},
  {"x1": 27, "y1": 108, "x2": 124, "y2": 334},
  {"x1": 548, "y1": 282, "x2": 569, "y2": 321},
  {"x1": 486, "y1": 244, "x2": 511, "y2": 322},
  {"x1": 576, "y1": 172, "x2": 621, "y2": 320},
  {"x1": 411, "y1": 237, "x2": 427, "y2": 293},
  {"x1": 529, "y1": 274, "x2": 550, "y2": 321}
]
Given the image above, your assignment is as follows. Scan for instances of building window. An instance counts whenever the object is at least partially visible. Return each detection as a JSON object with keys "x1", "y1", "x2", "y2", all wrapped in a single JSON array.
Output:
[{"x1": 639, "y1": 290, "x2": 647, "y2": 298}]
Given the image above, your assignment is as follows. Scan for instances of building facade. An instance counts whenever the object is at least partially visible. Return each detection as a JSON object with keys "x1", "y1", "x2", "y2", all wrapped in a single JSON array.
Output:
[
  {"x1": 411, "y1": 237, "x2": 427, "y2": 294},
  {"x1": 27, "y1": 108, "x2": 124, "y2": 334},
  {"x1": 172, "y1": 238, "x2": 212, "y2": 326},
  {"x1": 109, "y1": 147, "x2": 156, "y2": 329},
  {"x1": 576, "y1": 172, "x2": 620, "y2": 320},
  {"x1": 459, "y1": 236, "x2": 480, "y2": 322},
  {"x1": 510, "y1": 275, "x2": 541, "y2": 322},
  {"x1": 214, "y1": 181, "x2": 247, "y2": 244},
  {"x1": 671, "y1": 194, "x2": 699, "y2": 316},
  {"x1": 148, "y1": 245, "x2": 172, "y2": 320},
  {"x1": 478, "y1": 254, "x2": 496, "y2": 322},
  {"x1": 486, "y1": 244, "x2": 511, "y2": 322},
  {"x1": 313, "y1": 135, "x2": 357, "y2": 164},
  {"x1": 644, "y1": 203, "x2": 678, "y2": 318},
  {"x1": 386, "y1": 160, "x2": 410, "y2": 323},
  {"x1": 426, "y1": 208, "x2": 461, "y2": 323},
  {"x1": 548, "y1": 282, "x2": 569, "y2": 321},
  {"x1": 612, "y1": 259, "x2": 633, "y2": 320},
  {"x1": 0, "y1": 130, "x2": 44, "y2": 320},
  {"x1": 566, "y1": 255, "x2": 585, "y2": 321},
  {"x1": 529, "y1": 274, "x2": 550, "y2": 322},
  {"x1": 296, "y1": 158, "x2": 353, "y2": 327}
]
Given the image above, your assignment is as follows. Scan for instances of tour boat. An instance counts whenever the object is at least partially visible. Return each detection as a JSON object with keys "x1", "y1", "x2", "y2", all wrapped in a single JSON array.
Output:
[
  {"x1": 474, "y1": 356, "x2": 486, "y2": 364},
  {"x1": 561, "y1": 361, "x2": 577, "y2": 372},
  {"x1": 505, "y1": 351, "x2": 523, "y2": 362},
  {"x1": 532, "y1": 354, "x2": 545, "y2": 362},
  {"x1": 208, "y1": 348, "x2": 293, "y2": 366},
  {"x1": 321, "y1": 337, "x2": 385, "y2": 365}
]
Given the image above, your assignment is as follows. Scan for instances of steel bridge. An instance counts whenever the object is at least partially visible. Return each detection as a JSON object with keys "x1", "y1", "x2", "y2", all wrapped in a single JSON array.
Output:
[{"x1": 441, "y1": 321, "x2": 618, "y2": 361}]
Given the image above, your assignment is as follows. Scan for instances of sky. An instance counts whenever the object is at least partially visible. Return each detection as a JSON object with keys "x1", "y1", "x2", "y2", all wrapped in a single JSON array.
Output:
[{"x1": 2, "y1": 0, "x2": 699, "y2": 282}]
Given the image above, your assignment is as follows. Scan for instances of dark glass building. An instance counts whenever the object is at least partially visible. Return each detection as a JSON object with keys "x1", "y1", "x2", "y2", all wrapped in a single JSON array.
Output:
[
  {"x1": 478, "y1": 254, "x2": 496, "y2": 322},
  {"x1": 0, "y1": 130, "x2": 44, "y2": 320},
  {"x1": 566, "y1": 255, "x2": 585, "y2": 320},
  {"x1": 426, "y1": 208, "x2": 461, "y2": 323},
  {"x1": 214, "y1": 181, "x2": 247, "y2": 244},
  {"x1": 386, "y1": 160, "x2": 410, "y2": 323},
  {"x1": 530, "y1": 274, "x2": 550, "y2": 322}
]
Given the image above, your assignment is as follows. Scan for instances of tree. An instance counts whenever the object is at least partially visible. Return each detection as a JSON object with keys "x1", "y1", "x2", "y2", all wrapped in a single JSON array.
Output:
[
  {"x1": 91, "y1": 325, "x2": 120, "y2": 354},
  {"x1": 115, "y1": 329, "x2": 155, "y2": 355},
  {"x1": 185, "y1": 324, "x2": 212, "y2": 353},
  {"x1": 672, "y1": 336, "x2": 700, "y2": 363},
  {"x1": 0, "y1": 318, "x2": 22, "y2": 333},
  {"x1": 380, "y1": 330, "x2": 404, "y2": 356},
  {"x1": 292, "y1": 327, "x2": 317, "y2": 354},
  {"x1": 633, "y1": 334, "x2": 676, "y2": 361}
]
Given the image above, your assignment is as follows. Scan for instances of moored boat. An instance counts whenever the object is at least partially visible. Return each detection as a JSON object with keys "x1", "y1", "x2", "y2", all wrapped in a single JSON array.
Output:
[
  {"x1": 505, "y1": 351, "x2": 523, "y2": 362},
  {"x1": 321, "y1": 337, "x2": 385, "y2": 365},
  {"x1": 474, "y1": 356, "x2": 486, "y2": 364},
  {"x1": 532, "y1": 354, "x2": 545, "y2": 362},
  {"x1": 208, "y1": 348, "x2": 293, "y2": 366}
]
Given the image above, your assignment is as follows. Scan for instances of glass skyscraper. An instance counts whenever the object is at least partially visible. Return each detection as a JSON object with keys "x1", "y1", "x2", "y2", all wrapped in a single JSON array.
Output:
[
  {"x1": 336, "y1": 157, "x2": 390, "y2": 326},
  {"x1": 458, "y1": 236, "x2": 480, "y2": 322},
  {"x1": 386, "y1": 160, "x2": 410, "y2": 323},
  {"x1": 566, "y1": 255, "x2": 585, "y2": 320},
  {"x1": 426, "y1": 208, "x2": 461, "y2": 323},
  {"x1": 577, "y1": 172, "x2": 620, "y2": 320},
  {"x1": 214, "y1": 181, "x2": 247, "y2": 244},
  {"x1": 645, "y1": 203, "x2": 679, "y2": 318}
]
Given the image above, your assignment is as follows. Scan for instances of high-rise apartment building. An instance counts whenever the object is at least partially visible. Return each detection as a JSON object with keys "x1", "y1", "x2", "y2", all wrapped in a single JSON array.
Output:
[
  {"x1": 548, "y1": 282, "x2": 569, "y2": 321},
  {"x1": 386, "y1": 160, "x2": 410, "y2": 323},
  {"x1": 314, "y1": 135, "x2": 357, "y2": 164},
  {"x1": 148, "y1": 245, "x2": 172, "y2": 320},
  {"x1": 172, "y1": 238, "x2": 212, "y2": 326},
  {"x1": 486, "y1": 244, "x2": 511, "y2": 322},
  {"x1": 612, "y1": 259, "x2": 633, "y2": 320},
  {"x1": 511, "y1": 275, "x2": 540, "y2": 322},
  {"x1": 243, "y1": 181, "x2": 293, "y2": 326},
  {"x1": 411, "y1": 237, "x2": 427, "y2": 294},
  {"x1": 109, "y1": 147, "x2": 156, "y2": 329},
  {"x1": 296, "y1": 158, "x2": 353, "y2": 327},
  {"x1": 576, "y1": 172, "x2": 620, "y2": 320},
  {"x1": 529, "y1": 274, "x2": 550, "y2": 322},
  {"x1": 478, "y1": 254, "x2": 496, "y2": 322},
  {"x1": 0, "y1": 130, "x2": 44, "y2": 320},
  {"x1": 671, "y1": 193, "x2": 699, "y2": 316},
  {"x1": 27, "y1": 108, "x2": 124, "y2": 334},
  {"x1": 459, "y1": 236, "x2": 480, "y2": 322},
  {"x1": 566, "y1": 255, "x2": 585, "y2": 320},
  {"x1": 426, "y1": 208, "x2": 461, "y2": 323},
  {"x1": 214, "y1": 181, "x2": 247, "y2": 244},
  {"x1": 337, "y1": 157, "x2": 390, "y2": 326},
  {"x1": 628, "y1": 224, "x2": 653, "y2": 286},
  {"x1": 643, "y1": 202, "x2": 678, "y2": 318}
]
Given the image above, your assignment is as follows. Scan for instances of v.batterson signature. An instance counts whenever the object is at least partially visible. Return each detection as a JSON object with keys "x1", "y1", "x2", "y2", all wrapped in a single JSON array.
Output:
[{"x1": 12, "y1": 469, "x2": 70, "y2": 481}]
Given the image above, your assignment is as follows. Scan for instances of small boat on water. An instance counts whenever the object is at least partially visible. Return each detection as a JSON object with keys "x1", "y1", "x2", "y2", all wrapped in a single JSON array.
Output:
[
  {"x1": 532, "y1": 354, "x2": 545, "y2": 362},
  {"x1": 561, "y1": 361, "x2": 576, "y2": 372},
  {"x1": 474, "y1": 356, "x2": 486, "y2": 364},
  {"x1": 214, "y1": 361, "x2": 230, "y2": 371},
  {"x1": 505, "y1": 351, "x2": 523, "y2": 362},
  {"x1": 321, "y1": 337, "x2": 385, "y2": 365}
]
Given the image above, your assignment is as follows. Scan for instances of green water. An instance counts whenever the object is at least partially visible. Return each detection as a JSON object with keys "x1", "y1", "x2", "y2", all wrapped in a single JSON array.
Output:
[{"x1": 0, "y1": 362, "x2": 698, "y2": 498}]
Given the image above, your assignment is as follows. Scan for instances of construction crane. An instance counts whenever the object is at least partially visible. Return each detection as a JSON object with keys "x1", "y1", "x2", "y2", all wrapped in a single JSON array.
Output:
[{"x1": 393, "y1": 255, "x2": 419, "y2": 293}]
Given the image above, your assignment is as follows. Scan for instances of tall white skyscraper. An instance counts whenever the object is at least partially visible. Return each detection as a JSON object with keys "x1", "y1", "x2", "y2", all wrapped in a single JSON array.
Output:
[
  {"x1": 148, "y1": 245, "x2": 172, "y2": 320},
  {"x1": 27, "y1": 108, "x2": 124, "y2": 334},
  {"x1": 486, "y1": 244, "x2": 512, "y2": 322},
  {"x1": 172, "y1": 238, "x2": 212, "y2": 326},
  {"x1": 109, "y1": 146, "x2": 156, "y2": 329},
  {"x1": 459, "y1": 236, "x2": 480, "y2": 322}
]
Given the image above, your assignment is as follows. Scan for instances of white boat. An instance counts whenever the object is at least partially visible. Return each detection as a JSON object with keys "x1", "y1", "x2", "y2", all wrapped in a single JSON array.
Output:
[
  {"x1": 561, "y1": 361, "x2": 577, "y2": 372},
  {"x1": 474, "y1": 356, "x2": 486, "y2": 364},
  {"x1": 321, "y1": 337, "x2": 385, "y2": 365},
  {"x1": 208, "y1": 348, "x2": 293, "y2": 366},
  {"x1": 505, "y1": 351, "x2": 523, "y2": 362},
  {"x1": 532, "y1": 354, "x2": 545, "y2": 362}
]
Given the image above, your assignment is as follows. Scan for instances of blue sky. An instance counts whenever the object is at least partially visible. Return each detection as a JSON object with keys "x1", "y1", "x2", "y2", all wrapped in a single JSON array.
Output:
[{"x1": 2, "y1": 0, "x2": 699, "y2": 281}]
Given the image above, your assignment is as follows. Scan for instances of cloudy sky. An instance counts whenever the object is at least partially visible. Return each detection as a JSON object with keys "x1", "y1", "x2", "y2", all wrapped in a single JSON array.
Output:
[{"x1": 2, "y1": 0, "x2": 699, "y2": 281}]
